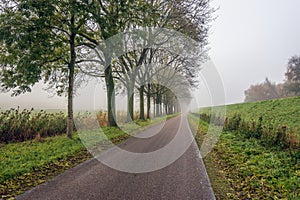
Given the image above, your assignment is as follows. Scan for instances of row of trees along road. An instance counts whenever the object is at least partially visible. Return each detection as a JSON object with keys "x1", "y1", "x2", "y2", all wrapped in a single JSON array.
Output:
[{"x1": 0, "y1": 0, "x2": 214, "y2": 137}]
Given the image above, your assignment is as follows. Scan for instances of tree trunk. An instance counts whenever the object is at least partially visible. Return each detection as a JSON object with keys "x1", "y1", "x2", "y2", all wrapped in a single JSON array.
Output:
[
  {"x1": 105, "y1": 65, "x2": 117, "y2": 127},
  {"x1": 67, "y1": 14, "x2": 76, "y2": 138},
  {"x1": 168, "y1": 104, "x2": 172, "y2": 115},
  {"x1": 146, "y1": 84, "x2": 151, "y2": 119},
  {"x1": 159, "y1": 102, "x2": 162, "y2": 116},
  {"x1": 67, "y1": 68, "x2": 74, "y2": 139},
  {"x1": 139, "y1": 85, "x2": 145, "y2": 120},
  {"x1": 156, "y1": 92, "x2": 161, "y2": 117},
  {"x1": 174, "y1": 100, "x2": 179, "y2": 113},
  {"x1": 127, "y1": 86, "x2": 134, "y2": 122},
  {"x1": 153, "y1": 96, "x2": 156, "y2": 117},
  {"x1": 169, "y1": 99, "x2": 173, "y2": 114},
  {"x1": 165, "y1": 104, "x2": 169, "y2": 115}
]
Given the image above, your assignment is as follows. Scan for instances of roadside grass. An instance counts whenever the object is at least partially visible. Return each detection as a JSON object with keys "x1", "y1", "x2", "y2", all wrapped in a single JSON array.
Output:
[
  {"x1": 0, "y1": 134, "x2": 89, "y2": 199},
  {"x1": 212, "y1": 131, "x2": 299, "y2": 199},
  {"x1": 188, "y1": 114, "x2": 300, "y2": 200},
  {"x1": 188, "y1": 114, "x2": 237, "y2": 200},
  {"x1": 0, "y1": 114, "x2": 177, "y2": 199}
]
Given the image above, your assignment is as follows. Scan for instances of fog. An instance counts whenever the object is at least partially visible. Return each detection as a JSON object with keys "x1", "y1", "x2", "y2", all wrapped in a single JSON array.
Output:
[{"x1": 209, "y1": 0, "x2": 300, "y2": 104}]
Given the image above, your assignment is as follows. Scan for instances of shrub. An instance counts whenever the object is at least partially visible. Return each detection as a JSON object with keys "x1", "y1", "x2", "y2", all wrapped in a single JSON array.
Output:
[
  {"x1": 193, "y1": 111, "x2": 300, "y2": 160},
  {"x1": 0, "y1": 108, "x2": 67, "y2": 143}
]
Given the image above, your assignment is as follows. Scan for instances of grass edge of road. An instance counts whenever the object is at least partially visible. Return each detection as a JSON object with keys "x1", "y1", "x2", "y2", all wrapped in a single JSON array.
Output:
[
  {"x1": 187, "y1": 114, "x2": 236, "y2": 200},
  {"x1": 0, "y1": 114, "x2": 178, "y2": 200},
  {"x1": 188, "y1": 114, "x2": 300, "y2": 200}
]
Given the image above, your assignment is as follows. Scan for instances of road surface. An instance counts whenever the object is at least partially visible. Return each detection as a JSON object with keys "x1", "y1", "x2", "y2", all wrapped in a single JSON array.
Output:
[{"x1": 18, "y1": 115, "x2": 215, "y2": 200}]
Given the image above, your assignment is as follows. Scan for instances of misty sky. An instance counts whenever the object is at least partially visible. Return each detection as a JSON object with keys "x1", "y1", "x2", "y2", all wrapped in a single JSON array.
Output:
[
  {"x1": 209, "y1": 0, "x2": 300, "y2": 104},
  {"x1": 1, "y1": 0, "x2": 300, "y2": 109}
]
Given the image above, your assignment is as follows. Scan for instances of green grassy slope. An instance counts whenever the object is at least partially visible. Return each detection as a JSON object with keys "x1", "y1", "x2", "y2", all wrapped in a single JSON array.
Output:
[{"x1": 224, "y1": 96, "x2": 300, "y2": 131}]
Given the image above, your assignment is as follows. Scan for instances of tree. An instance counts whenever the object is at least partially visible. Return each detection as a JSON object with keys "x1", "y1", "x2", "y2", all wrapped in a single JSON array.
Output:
[
  {"x1": 95, "y1": 0, "x2": 213, "y2": 122},
  {"x1": 135, "y1": 0, "x2": 214, "y2": 119},
  {"x1": 0, "y1": 0, "x2": 154, "y2": 132},
  {"x1": 244, "y1": 78, "x2": 281, "y2": 102},
  {"x1": 79, "y1": 0, "x2": 156, "y2": 126},
  {"x1": 0, "y1": 0, "x2": 95, "y2": 137},
  {"x1": 284, "y1": 55, "x2": 300, "y2": 96}
]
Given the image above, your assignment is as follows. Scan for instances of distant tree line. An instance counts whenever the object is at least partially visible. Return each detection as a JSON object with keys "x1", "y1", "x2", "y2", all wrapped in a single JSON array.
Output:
[{"x1": 244, "y1": 55, "x2": 300, "y2": 102}]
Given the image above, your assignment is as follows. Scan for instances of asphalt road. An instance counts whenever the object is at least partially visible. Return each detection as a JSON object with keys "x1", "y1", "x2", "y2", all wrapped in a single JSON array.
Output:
[{"x1": 18, "y1": 115, "x2": 215, "y2": 200}]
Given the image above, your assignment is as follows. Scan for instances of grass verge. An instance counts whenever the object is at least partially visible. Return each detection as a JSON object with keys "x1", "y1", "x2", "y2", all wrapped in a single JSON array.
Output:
[
  {"x1": 188, "y1": 114, "x2": 300, "y2": 200},
  {"x1": 0, "y1": 134, "x2": 90, "y2": 199}
]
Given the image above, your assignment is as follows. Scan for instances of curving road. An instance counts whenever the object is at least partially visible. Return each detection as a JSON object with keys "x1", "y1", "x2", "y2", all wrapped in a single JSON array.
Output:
[{"x1": 18, "y1": 115, "x2": 215, "y2": 200}]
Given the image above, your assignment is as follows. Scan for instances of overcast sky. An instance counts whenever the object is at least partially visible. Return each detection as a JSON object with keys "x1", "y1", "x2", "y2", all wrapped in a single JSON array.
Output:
[
  {"x1": 209, "y1": 0, "x2": 300, "y2": 104},
  {"x1": 1, "y1": 0, "x2": 300, "y2": 109}
]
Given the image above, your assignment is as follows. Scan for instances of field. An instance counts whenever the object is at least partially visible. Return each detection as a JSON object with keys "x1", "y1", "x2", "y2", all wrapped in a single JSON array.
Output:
[{"x1": 189, "y1": 96, "x2": 300, "y2": 199}]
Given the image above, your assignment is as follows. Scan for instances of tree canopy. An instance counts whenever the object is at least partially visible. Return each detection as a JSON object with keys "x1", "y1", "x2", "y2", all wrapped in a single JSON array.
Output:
[{"x1": 284, "y1": 55, "x2": 300, "y2": 95}]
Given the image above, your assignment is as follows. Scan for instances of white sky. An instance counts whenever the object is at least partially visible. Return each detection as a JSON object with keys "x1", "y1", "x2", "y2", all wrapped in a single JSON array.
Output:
[
  {"x1": 209, "y1": 0, "x2": 300, "y2": 104},
  {"x1": 1, "y1": 0, "x2": 300, "y2": 109}
]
